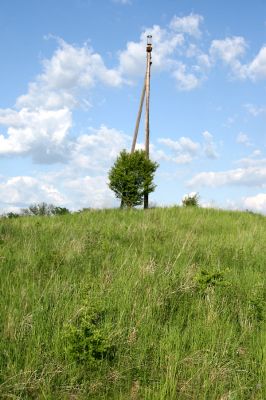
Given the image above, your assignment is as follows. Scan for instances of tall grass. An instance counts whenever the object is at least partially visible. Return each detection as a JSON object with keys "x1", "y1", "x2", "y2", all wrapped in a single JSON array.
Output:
[{"x1": 0, "y1": 207, "x2": 265, "y2": 399}]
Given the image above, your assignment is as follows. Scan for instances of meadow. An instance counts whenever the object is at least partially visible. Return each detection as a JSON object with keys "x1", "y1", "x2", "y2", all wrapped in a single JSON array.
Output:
[{"x1": 0, "y1": 207, "x2": 265, "y2": 399}]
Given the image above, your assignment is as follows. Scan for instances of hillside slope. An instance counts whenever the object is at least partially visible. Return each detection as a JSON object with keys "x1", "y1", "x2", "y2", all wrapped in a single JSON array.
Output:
[{"x1": 0, "y1": 207, "x2": 265, "y2": 399}]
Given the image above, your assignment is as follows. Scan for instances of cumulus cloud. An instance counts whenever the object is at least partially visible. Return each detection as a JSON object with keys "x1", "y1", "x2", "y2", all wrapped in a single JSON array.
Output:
[
  {"x1": 210, "y1": 37, "x2": 266, "y2": 82},
  {"x1": 116, "y1": 12, "x2": 213, "y2": 89},
  {"x1": 0, "y1": 176, "x2": 65, "y2": 208},
  {"x1": 169, "y1": 13, "x2": 204, "y2": 38},
  {"x1": 70, "y1": 125, "x2": 130, "y2": 172},
  {"x1": 172, "y1": 62, "x2": 201, "y2": 90},
  {"x1": 0, "y1": 123, "x2": 130, "y2": 211},
  {"x1": 158, "y1": 136, "x2": 200, "y2": 164},
  {"x1": 247, "y1": 46, "x2": 266, "y2": 81},
  {"x1": 63, "y1": 175, "x2": 115, "y2": 209},
  {"x1": 16, "y1": 39, "x2": 122, "y2": 110},
  {"x1": 117, "y1": 16, "x2": 211, "y2": 89},
  {"x1": 159, "y1": 136, "x2": 200, "y2": 154},
  {"x1": 188, "y1": 167, "x2": 266, "y2": 188},
  {"x1": 158, "y1": 131, "x2": 219, "y2": 163},
  {"x1": 210, "y1": 36, "x2": 247, "y2": 77},
  {"x1": 0, "y1": 108, "x2": 72, "y2": 162},
  {"x1": 0, "y1": 122, "x2": 134, "y2": 212},
  {"x1": 118, "y1": 24, "x2": 184, "y2": 77},
  {"x1": 242, "y1": 193, "x2": 266, "y2": 213},
  {"x1": 0, "y1": 172, "x2": 117, "y2": 211},
  {"x1": 210, "y1": 36, "x2": 247, "y2": 65},
  {"x1": 0, "y1": 39, "x2": 125, "y2": 164}
]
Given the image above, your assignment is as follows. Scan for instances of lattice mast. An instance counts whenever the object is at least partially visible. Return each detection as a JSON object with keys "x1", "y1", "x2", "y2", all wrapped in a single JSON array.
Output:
[{"x1": 131, "y1": 35, "x2": 153, "y2": 209}]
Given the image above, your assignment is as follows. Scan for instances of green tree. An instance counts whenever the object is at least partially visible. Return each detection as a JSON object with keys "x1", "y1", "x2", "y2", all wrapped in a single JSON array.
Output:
[
  {"x1": 108, "y1": 150, "x2": 158, "y2": 208},
  {"x1": 182, "y1": 192, "x2": 200, "y2": 207},
  {"x1": 21, "y1": 203, "x2": 70, "y2": 216}
]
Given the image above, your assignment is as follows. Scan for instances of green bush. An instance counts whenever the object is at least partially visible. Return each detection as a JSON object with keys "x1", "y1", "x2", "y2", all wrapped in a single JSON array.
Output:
[
  {"x1": 64, "y1": 304, "x2": 116, "y2": 367},
  {"x1": 6, "y1": 212, "x2": 20, "y2": 218},
  {"x1": 195, "y1": 268, "x2": 230, "y2": 291},
  {"x1": 182, "y1": 192, "x2": 200, "y2": 207},
  {"x1": 52, "y1": 206, "x2": 70, "y2": 216},
  {"x1": 108, "y1": 150, "x2": 158, "y2": 208}
]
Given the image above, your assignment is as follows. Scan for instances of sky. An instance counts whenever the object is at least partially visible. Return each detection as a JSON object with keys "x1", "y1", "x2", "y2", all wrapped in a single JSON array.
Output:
[{"x1": 0, "y1": 0, "x2": 266, "y2": 213}]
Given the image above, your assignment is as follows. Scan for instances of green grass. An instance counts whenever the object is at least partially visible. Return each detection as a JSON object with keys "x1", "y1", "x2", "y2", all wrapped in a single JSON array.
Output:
[{"x1": 0, "y1": 207, "x2": 265, "y2": 399}]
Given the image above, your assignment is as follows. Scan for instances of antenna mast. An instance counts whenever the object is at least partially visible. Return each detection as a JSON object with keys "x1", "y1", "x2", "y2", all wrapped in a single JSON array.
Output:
[{"x1": 131, "y1": 35, "x2": 153, "y2": 209}]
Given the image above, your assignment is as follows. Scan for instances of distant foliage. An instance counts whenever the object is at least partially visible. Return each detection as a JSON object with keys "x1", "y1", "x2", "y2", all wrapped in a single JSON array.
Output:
[
  {"x1": 182, "y1": 192, "x2": 200, "y2": 207},
  {"x1": 108, "y1": 150, "x2": 158, "y2": 208},
  {"x1": 21, "y1": 203, "x2": 55, "y2": 216},
  {"x1": 52, "y1": 206, "x2": 70, "y2": 216},
  {"x1": 6, "y1": 212, "x2": 20, "y2": 219},
  {"x1": 21, "y1": 203, "x2": 70, "y2": 216}
]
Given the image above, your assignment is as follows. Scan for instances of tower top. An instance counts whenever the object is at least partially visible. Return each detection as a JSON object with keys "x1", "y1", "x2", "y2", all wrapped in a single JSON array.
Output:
[{"x1": 146, "y1": 35, "x2": 152, "y2": 52}]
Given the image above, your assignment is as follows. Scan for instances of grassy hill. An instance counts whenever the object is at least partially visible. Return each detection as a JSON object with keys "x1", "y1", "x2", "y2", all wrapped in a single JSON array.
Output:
[{"x1": 0, "y1": 207, "x2": 265, "y2": 399}]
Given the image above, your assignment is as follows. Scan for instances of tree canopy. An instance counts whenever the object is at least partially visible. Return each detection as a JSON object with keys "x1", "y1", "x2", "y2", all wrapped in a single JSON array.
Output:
[{"x1": 108, "y1": 150, "x2": 158, "y2": 208}]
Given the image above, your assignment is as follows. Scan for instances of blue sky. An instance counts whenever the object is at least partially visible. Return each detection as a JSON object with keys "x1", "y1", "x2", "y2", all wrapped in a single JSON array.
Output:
[{"x1": 0, "y1": 0, "x2": 266, "y2": 213}]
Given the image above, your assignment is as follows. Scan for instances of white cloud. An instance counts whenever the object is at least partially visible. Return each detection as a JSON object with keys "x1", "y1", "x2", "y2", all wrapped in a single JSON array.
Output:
[
  {"x1": 117, "y1": 20, "x2": 208, "y2": 89},
  {"x1": 236, "y1": 132, "x2": 252, "y2": 147},
  {"x1": 210, "y1": 36, "x2": 247, "y2": 65},
  {"x1": 242, "y1": 193, "x2": 266, "y2": 213},
  {"x1": 63, "y1": 175, "x2": 116, "y2": 209},
  {"x1": 235, "y1": 155, "x2": 266, "y2": 168},
  {"x1": 247, "y1": 46, "x2": 266, "y2": 81},
  {"x1": 16, "y1": 39, "x2": 122, "y2": 110},
  {"x1": 185, "y1": 44, "x2": 211, "y2": 70},
  {"x1": 159, "y1": 137, "x2": 200, "y2": 155},
  {"x1": 210, "y1": 36, "x2": 247, "y2": 77},
  {"x1": 188, "y1": 167, "x2": 266, "y2": 188},
  {"x1": 0, "y1": 14, "x2": 209, "y2": 170},
  {"x1": 0, "y1": 123, "x2": 130, "y2": 211},
  {"x1": 71, "y1": 125, "x2": 130, "y2": 171},
  {"x1": 169, "y1": 13, "x2": 204, "y2": 38},
  {"x1": 0, "y1": 39, "x2": 125, "y2": 164},
  {"x1": 158, "y1": 132, "x2": 219, "y2": 163},
  {"x1": 0, "y1": 176, "x2": 65, "y2": 208},
  {"x1": 172, "y1": 62, "x2": 201, "y2": 90},
  {"x1": 158, "y1": 136, "x2": 200, "y2": 164},
  {"x1": 210, "y1": 37, "x2": 266, "y2": 82},
  {"x1": 0, "y1": 108, "x2": 72, "y2": 162},
  {"x1": 252, "y1": 149, "x2": 262, "y2": 157},
  {"x1": 245, "y1": 103, "x2": 266, "y2": 116},
  {"x1": 202, "y1": 130, "x2": 219, "y2": 159},
  {"x1": 118, "y1": 25, "x2": 184, "y2": 77},
  {"x1": 0, "y1": 173, "x2": 117, "y2": 212}
]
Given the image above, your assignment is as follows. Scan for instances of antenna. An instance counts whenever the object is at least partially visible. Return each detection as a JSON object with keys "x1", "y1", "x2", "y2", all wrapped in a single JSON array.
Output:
[{"x1": 131, "y1": 35, "x2": 153, "y2": 209}]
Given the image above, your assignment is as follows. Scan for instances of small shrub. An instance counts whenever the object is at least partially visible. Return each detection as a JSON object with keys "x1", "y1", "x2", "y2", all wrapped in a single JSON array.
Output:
[
  {"x1": 64, "y1": 304, "x2": 116, "y2": 367},
  {"x1": 182, "y1": 192, "x2": 199, "y2": 207},
  {"x1": 195, "y1": 268, "x2": 230, "y2": 292}
]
